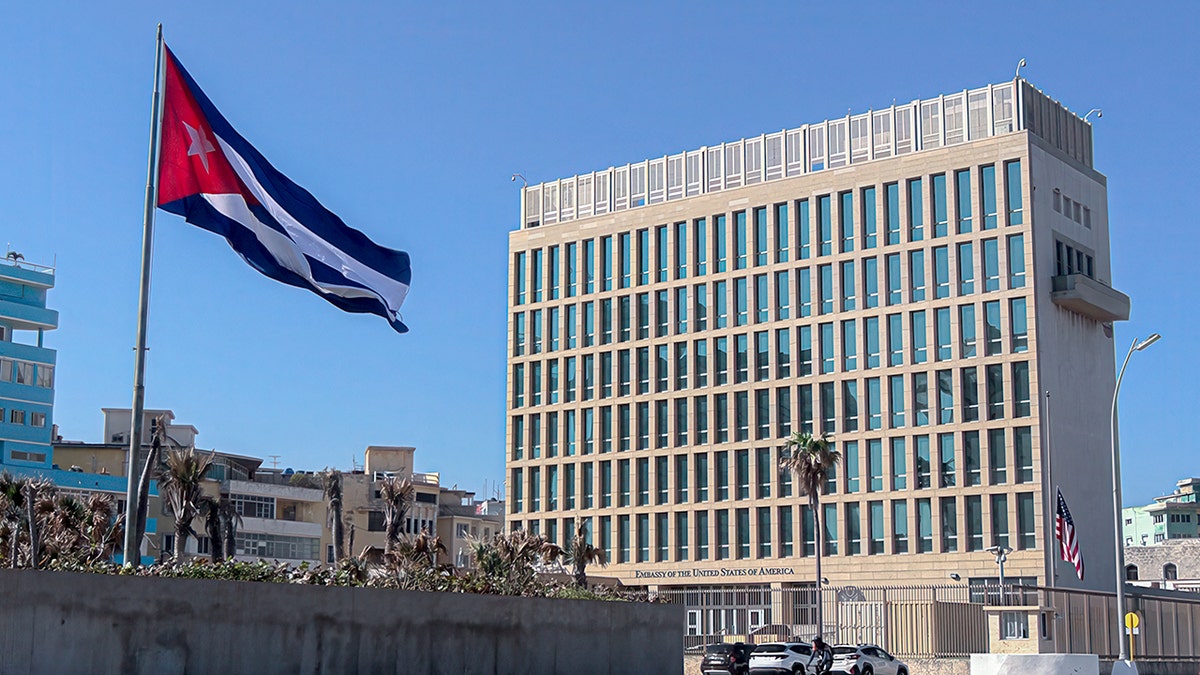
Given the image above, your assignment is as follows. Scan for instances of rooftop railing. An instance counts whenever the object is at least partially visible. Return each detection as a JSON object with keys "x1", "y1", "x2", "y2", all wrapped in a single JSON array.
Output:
[{"x1": 519, "y1": 78, "x2": 1090, "y2": 230}]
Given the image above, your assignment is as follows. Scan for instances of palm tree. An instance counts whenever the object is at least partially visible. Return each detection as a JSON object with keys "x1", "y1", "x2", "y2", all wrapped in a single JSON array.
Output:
[
  {"x1": 0, "y1": 472, "x2": 29, "y2": 567},
  {"x1": 220, "y1": 496, "x2": 241, "y2": 561},
  {"x1": 133, "y1": 414, "x2": 170, "y2": 561},
  {"x1": 780, "y1": 431, "x2": 840, "y2": 638},
  {"x1": 158, "y1": 446, "x2": 215, "y2": 562},
  {"x1": 321, "y1": 469, "x2": 345, "y2": 563},
  {"x1": 378, "y1": 475, "x2": 415, "y2": 558},
  {"x1": 563, "y1": 524, "x2": 607, "y2": 588}
]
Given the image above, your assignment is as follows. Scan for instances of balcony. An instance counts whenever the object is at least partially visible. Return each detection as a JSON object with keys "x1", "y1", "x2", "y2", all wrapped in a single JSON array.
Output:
[
  {"x1": 0, "y1": 298, "x2": 58, "y2": 331},
  {"x1": 1051, "y1": 274, "x2": 1130, "y2": 322}
]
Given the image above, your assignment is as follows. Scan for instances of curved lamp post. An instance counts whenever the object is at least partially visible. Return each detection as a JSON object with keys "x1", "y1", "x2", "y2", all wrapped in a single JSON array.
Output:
[{"x1": 1111, "y1": 333, "x2": 1160, "y2": 661}]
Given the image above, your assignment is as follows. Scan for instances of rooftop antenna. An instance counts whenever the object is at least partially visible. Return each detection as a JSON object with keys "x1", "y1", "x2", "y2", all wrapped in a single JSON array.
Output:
[
  {"x1": 1084, "y1": 108, "x2": 1103, "y2": 122},
  {"x1": 268, "y1": 454, "x2": 281, "y2": 470},
  {"x1": 1015, "y1": 58, "x2": 1027, "y2": 79},
  {"x1": 511, "y1": 173, "x2": 527, "y2": 187}
]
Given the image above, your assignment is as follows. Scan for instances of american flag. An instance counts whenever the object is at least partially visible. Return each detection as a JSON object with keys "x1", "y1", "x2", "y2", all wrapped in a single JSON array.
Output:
[{"x1": 1056, "y1": 488, "x2": 1084, "y2": 580}]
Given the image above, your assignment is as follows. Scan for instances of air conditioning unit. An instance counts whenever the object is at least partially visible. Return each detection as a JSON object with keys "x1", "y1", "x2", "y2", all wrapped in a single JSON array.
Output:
[{"x1": 111, "y1": 433, "x2": 127, "y2": 443}]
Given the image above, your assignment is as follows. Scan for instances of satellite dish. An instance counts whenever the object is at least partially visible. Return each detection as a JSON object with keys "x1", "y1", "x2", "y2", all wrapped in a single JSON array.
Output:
[{"x1": 836, "y1": 586, "x2": 866, "y2": 602}]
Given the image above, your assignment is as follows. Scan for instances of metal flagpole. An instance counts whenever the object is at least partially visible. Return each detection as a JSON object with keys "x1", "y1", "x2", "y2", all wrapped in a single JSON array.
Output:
[{"x1": 122, "y1": 24, "x2": 166, "y2": 566}]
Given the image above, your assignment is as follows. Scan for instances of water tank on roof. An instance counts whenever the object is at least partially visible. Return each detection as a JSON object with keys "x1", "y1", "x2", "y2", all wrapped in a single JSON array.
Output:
[{"x1": 284, "y1": 468, "x2": 294, "y2": 475}]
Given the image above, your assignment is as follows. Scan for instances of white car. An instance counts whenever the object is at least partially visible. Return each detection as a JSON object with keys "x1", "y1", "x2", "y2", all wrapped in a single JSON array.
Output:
[
  {"x1": 747, "y1": 642, "x2": 816, "y2": 675},
  {"x1": 829, "y1": 644, "x2": 908, "y2": 675}
]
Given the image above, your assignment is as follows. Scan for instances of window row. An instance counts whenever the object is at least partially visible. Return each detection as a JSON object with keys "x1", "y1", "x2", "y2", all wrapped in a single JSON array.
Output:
[
  {"x1": 1, "y1": 408, "x2": 48, "y2": 428},
  {"x1": 0, "y1": 358, "x2": 54, "y2": 389},
  {"x1": 510, "y1": 426, "x2": 1036, "y2": 520},
  {"x1": 512, "y1": 301, "x2": 1031, "y2": 408},
  {"x1": 513, "y1": 161, "x2": 1024, "y2": 305},
  {"x1": 511, "y1": 235, "x2": 1027, "y2": 356},
  {"x1": 511, "y1": 491, "x2": 1037, "y2": 564},
  {"x1": 512, "y1": 363, "x2": 1033, "y2": 461}
]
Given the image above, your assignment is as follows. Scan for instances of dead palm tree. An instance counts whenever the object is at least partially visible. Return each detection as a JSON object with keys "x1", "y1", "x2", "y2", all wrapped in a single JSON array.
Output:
[
  {"x1": 378, "y1": 475, "x2": 414, "y2": 558},
  {"x1": 159, "y1": 446, "x2": 215, "y2": 562},
  {"x1": 780, "y1": 431, "x2": 840, "y2": 638},
  {"x1": 321, "y1": 469, "x2": 345, "y2": 563},
  {"x1": 0, "y1": 472, "x2": 28, "y2": 567},
  {"x1": 199, "y1": 496, "x2": 225, "y2": 562},
  {"x1": 563, "y1": 523, "x2": 607, "y2": 588},
  {"x1": 133, "y1": 414, "x2": 171, "y2": 561},
  {"x1": 220, "y1": 496, "x2": 241, "y2": 560}
]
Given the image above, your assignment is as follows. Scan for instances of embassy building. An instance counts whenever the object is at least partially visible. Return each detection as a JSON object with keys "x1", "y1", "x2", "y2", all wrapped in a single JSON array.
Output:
[{"x1": 505, "y1": 78, "x2": 1128, "y2": 630}]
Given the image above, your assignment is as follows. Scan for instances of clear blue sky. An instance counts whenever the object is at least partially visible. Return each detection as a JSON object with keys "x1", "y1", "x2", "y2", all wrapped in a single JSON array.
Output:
[{"x1": 1, "y1": 2, "x2": 1195, "y2": 505}]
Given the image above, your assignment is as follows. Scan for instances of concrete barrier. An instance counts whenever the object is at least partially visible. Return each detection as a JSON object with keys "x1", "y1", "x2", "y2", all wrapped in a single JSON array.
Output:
[{"x1": 0, "y1": 569, "x2": 683, "y2": 674}]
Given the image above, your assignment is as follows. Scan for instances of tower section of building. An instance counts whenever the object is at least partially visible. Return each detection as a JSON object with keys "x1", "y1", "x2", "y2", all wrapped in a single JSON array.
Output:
[
  {"x1": 504, "y1": 79, "x2": 1126, "y2": 595},
  {"x1": 0, "y1": 256, "x2": 58, "y2": 469}
]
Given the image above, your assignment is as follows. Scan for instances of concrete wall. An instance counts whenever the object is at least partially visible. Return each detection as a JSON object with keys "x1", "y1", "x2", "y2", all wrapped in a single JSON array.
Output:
[{"x1": 0, "y1": 569, "x2": 682, "y2": 675}]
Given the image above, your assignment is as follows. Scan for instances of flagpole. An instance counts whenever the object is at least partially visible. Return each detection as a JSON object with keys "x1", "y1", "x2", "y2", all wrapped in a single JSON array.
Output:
[{"x1": 122, "y1": 24, "x2": 166, "y2": 566}]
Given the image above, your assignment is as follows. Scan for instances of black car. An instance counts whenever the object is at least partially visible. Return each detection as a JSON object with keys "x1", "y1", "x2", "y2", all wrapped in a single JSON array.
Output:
[{"x1": 701, "y1": 642, "x2": 753, "y2": 675}]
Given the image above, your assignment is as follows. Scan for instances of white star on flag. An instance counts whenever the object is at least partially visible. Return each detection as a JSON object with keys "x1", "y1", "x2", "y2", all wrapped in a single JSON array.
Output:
[{"x1": 182, "y1": 121, "x2": 216, "y2": 172}]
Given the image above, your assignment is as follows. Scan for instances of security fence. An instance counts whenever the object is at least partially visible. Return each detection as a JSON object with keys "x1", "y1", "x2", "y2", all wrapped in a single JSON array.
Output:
[{"x1": 661, "y1": 582, "x2": 1200, "y2": 660}]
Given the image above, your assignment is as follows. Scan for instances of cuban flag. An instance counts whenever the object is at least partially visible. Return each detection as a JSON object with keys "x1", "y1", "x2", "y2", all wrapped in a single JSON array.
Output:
[{"x1": 156, "y1": 46, "x2": 411, "y2": 332}]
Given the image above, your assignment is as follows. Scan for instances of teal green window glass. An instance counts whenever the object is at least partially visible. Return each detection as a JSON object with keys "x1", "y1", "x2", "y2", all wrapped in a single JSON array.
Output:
[
  {"x1": 1005, "y1": 160, "x2": 1023, "y2": 225},
  {"x1": 754, "y1": 207, "x2": 768, "y2": 266},
  {"x1": 864, "y1": 257, "x2": 879, "y2": 308},
  {"x1": 981, "y1": 165, "x2": 997, "y2": 230},
  {"x1": 932, "y1": 174, "x2": 948, "y2": 238},
  {"x1": 862, "y1": 186, "x2": 877, "y2": 249},
  {"x1": 818, "y1": 195, "x2": 833, "y2": 256},
  {"x1": 885, "y1": 183, "x2": 901, "y2": 245},
  {"x1": 840, "y1": 191, "x2": 855, "y2": 252},
  {"x1": 956, "y1": 169, "x2": 972, "y2": 234},
  {"x1": 797, "y1": 199, "x2": 811, "y2": 260},
  {"x1": 734, "y1": 211, "x2": 748, "y2": 270},
  {"x1": 775, "y1": 203, "x2": 790, "y2": 263},
  {"x1": 908, "y1": 178, "x2": 924, "y2": 241}
]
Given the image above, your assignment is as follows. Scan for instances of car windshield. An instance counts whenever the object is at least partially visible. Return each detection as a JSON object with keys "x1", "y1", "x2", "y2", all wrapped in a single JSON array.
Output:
[
  {"x1": 705, "y1": 644, "x2": 733, "y2": 654},
  {"x1": 753, "y1": 644, "x2": 785, "y2": 653},
  {"x1": 833, "y1": 646, "x2": 859, "y2": 655}
]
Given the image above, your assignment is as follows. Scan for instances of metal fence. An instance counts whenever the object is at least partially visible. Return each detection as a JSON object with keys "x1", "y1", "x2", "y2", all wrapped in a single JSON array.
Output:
[{"x1": 661, "y1": 583, "x2": 1200, "y2": 660}]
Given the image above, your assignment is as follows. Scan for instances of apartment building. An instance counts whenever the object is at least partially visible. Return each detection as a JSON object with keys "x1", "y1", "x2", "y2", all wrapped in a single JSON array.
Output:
[{"x1": 505, "y1": 76, "x2": 1128, "y2": 626}]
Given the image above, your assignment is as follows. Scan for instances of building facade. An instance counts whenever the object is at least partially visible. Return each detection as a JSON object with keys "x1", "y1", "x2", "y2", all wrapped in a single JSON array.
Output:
[
  {"x1": 0, "y1": 255, "x2": 58, "y2": 469},
  {"x1": 505, "y1": 77, "x2": 1127, "y2": 631},
  {"x1": 1122, "y1": 477, "x2": 1200, "y2": 547}
]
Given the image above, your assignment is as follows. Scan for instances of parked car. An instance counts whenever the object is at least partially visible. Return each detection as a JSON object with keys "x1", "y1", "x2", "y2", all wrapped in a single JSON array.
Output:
[
  {"x1": 700, "y1": 642, "x2": 753, "y2": 675},
  {"x1": 747, "y1": 641, "x2": 815, "y2": 674},
  {"x1": 829, "y1": 644, "x2": 908, "y2": 675}
]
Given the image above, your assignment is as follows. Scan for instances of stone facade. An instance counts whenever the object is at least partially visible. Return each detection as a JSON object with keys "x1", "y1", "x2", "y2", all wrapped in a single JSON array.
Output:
[{"x1": 1124, "y1": 539, "x2": 1200, "y2": 587}]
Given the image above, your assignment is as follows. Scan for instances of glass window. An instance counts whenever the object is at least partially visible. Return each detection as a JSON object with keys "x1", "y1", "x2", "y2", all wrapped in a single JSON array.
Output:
[
  {"x1": 846, "y1": 502, "x2": 861, "y2": 555},
  {"x1": 1005, "y1": 160, "x2": 1023, "y2": 226},
  {"x1": 657, "y1": 225, "x2": 669, "y2": 282},
  {"x1": 918, "y1": 498, "x2": 933, "y2": 553},
  {"x1": 932, "y1": 174, "x2": 948, "y2": 238},
  {"x1": 961, "y1": 367, "x2": 979, "y2": 422},
  {"x1": 958, "y1": 242, "x2": 975, "y2": 295},
  {"x1": 777, "y1": 386, "x2": 792, "y2": 437},
  {"x1": 908, "y1": 178, "x2": 924, "y2": 242},
  {"x1": 1015, "y1": 427, "x2": 1033, "y2": 483},
  {"x1": 887, "y1": 314, "x2": 904, "y2": 367},
  {"x1": 983, "y1": 238, "x2": 1000, "y2": 291},
  {"x1": 915, "y1": 435, "x2": 931, "y2": 488},
  {"x1": 981, "y1": 165, "x2": 997, "y2": 230},
  {"x1": 694, "y1": 218, "x2": 708, "y2": 276},
  {"x1": 864, "y1": 257, "x2": 879, "y2": 308},
  {"x1": 885, "y1": 183, "x2": 901, "y2": 245},
  {"x1": 676, "y1": 288, "x2": 689, "y2": 335},
  {"x1": 735, "y1": 211, "x2": 748, "y2": 270},
  {"x1": 754, "y1": 207, "x2": 768, "y2": 266},
  {"x1": 841, "y1": 260, "x2": 856, "y2": 311},
  {"x1": 820, "y1": 323, "x2": 835, "y2": 374},
  {"x1": 842, "y1": 320, "x2": 858, "y2": 371},
  {"x1": 862, "y1": 186, "x2": 878, "y2": 249},
  {"x1": 956, "y1": 169, "x2": 972, "y2": 234},
  {"x1": 966, "y1": 495, "x2": 983, "y2": 551},
  {"x1": 715, "y1": 281, "x2": 728, "y2": 328},
  {"x1": 936, "y1": 308, "x2": 952, "y2": 361},
  {"x1": 1013, "y1": 362, "x2": 1031, "y2": 417},
  {"x1": 985, "y1": 301, "x2": 1002, "y2": 356},
  {"x1": 735, "y1": 334, "x2": 749, "y2": 384},
  {"x1": 514, "y1": 251, "x2": 527, "y2": 305},
  {"x1": 1018, "y1": 493, "x2": 1036, "y2": 550},
  {"x1": 865, "y1": 317, "x2": 880, "y2": 369},
  {"x1": 938, "y1": 432, "x2": 956, "y2": 487},
  {"x1": 798, "y1": 268, "x2": 812, "y2": 317},
  {"x1": 548, "y1": 246, "x2": 559, "y2": 299},
  {"x1": 755, "y1": 331, "x2": 770, "y2": 381},
  {"x1": 843, "y1": 381, "x2": 859, "y2": 433},
  {"x1": 695, "y1": 339, "x2": 709, "y2": 388},
  {"x1": 818, "y1": 195, "x2": 833, "y2": 256},
  {"x1": 840, "y1": 191, "x2": 855, "y2": 252},
  {"x1": 933, "y1": 246, "x2": 950, "y2": 299},
  {"x1": 776, "y1": 271, "x2": 790, "y2": 320},
  {"x1": 1010, "y1": 298, "x2": 1028, "y2": 353},
  {"x1": 797, "y1": 199, "x2": 811, "y2": 260},
  {"x1": 715, "y1": 214, "x2": 728, "y2": 272},
  {"x1": 820, "y1": 382, "x2": 836, "y2": 435},
  {"x1": 889, "y1": 374, "x2": 906, "y2": 429},
  {"x1": 911, "y1": 310, "x2": 927, "y2": 364},
  {"x1": 819, "y1": 265, "x2": 834, "y2": 314},
  {"x1": 937, "y1": 369, "x2": 954, "y2": 425},
  {"x1": 798, "y1": 326, "x2": 813, "y2": 376},
  {"x1": 601, "y1": 236, "x2": 613, "y2": 291},
  {"x1": 960, "y1": 304, "x2": 977, "y2": 358},
  {"x1": 892, "y1": 500, "x2": 909, "y2": 553},
  {"x1": 755, "y1": 274, "x2": 769, "y2": 323},
  {"x1": 1008, "y1": 234, "x2": 1026, "y2": 288},
  {"x1": 988, "y1": 428, "x2": 1007, "y2": 485},
  {"x1": 910, "y1": 249, "x2": 926, "y2": 301},
  {"x1": 941, "y1": 497, "x2": 958, "y2": 552},
  {"x1": 913, "y1": 373, "x2": 929, "y2": 427},
  {"x1": 891, "y1": 437, "x2": 907, "y2": 490},
  {"x1": 775, "y1": 203, "x2": 790, "y2": 263},
  {"x1": 987, "y1": 364, "x2": 1005, "y2": 420},
  {"x1": 992, "y1": 494, "x2": 1010, "y2": 548},
  {"x1": 675, "y1": 222, "x2": 688, "y2": 280},
  {"x1": 882, "y1": 255, "x2": 900, "y2": 309}
]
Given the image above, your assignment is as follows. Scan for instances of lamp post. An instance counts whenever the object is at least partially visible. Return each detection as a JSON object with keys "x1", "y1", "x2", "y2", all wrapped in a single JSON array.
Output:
[
  {"x1": 1112, "y1": 333, "x2": 1161, "y2": 662},
  {"x1": 986, "y1": 545, "x2": 1013, "y2": 604}
]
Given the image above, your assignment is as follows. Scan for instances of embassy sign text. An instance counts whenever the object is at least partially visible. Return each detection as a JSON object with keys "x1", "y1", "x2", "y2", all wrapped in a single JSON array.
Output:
[{"x1": 633, "y1": 565, "x2": 796, "y2": 580}]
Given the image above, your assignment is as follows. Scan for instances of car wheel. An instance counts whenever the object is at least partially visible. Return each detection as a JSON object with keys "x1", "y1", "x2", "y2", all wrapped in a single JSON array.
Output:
[
  {"x1": 862, "y1": 667, "x2": 873, "y2": 675},
  {"x1": 792, "y1": 666, "x2": 805, "y2": 675}
]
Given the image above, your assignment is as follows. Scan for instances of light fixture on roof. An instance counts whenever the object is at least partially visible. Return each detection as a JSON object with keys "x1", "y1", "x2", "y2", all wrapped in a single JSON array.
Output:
[
  {"x1": 1085, "y1": 109, "x2": 1104, "y2": 122},
  {"x1": 1015, "y1": 58, "x2": 1027, "y2": 79},
  {"x1": 510, "y1": 173, "x2": 527, "y2": 187}
]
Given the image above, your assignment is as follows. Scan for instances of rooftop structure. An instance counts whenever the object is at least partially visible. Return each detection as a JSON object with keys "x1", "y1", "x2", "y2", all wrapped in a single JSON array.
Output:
[{"x1": 0, "y1": 254, "x2": 58, "y2": 469}]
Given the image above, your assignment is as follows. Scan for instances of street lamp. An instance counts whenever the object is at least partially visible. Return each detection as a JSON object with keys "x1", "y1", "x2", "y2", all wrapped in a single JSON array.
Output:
[
  {"x1": 986, "y1": 545, "x2": 1013, "y2": 604},
  {"x1": 1112, "y1": 333, "x2": 1161, "y2": 662}
]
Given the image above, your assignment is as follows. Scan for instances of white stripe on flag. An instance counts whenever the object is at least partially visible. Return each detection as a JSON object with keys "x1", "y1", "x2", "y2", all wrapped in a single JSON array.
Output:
[
  {"x1": 203, "y1": 193, "x2": 385, "y2": 304},
  {"x1": 216, "y1": 135, "x2": 410, "y2": 318}
]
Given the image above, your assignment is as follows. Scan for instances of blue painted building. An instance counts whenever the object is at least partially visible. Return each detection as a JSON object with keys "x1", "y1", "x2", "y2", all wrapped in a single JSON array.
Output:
[{"x1": 0, "y1": 255, "x2": 58, "y2": 469}]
